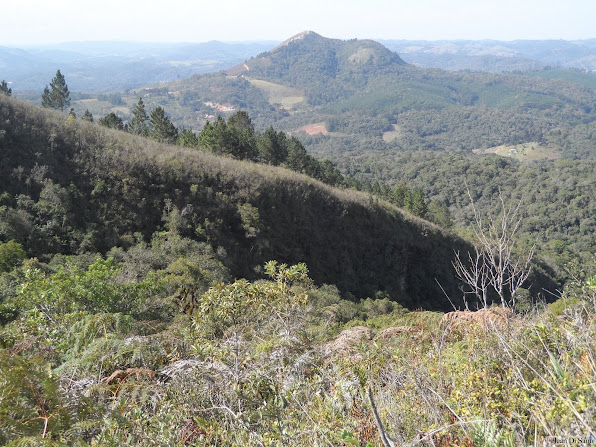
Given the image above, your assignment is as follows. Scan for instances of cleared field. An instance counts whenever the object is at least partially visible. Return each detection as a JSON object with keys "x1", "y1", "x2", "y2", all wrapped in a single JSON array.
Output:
[
  {"x1": 382, "y1": 124, "x2": 401, "y2": 142},
  {"x1": 247, "y1": 78, "x2": 305, "y2": 109},
  {"x1": 300, "y1": 123, "x2": 327, "y2": 135},
  {"x1": 474, "y1": 142, "x2": 561, "y2": 161}
]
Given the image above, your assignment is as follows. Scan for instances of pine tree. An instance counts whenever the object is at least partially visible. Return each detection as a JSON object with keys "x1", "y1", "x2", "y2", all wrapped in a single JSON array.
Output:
[
  {"x1": 82, "y1": 110, "x2": 94, "y2": 122},
  {"x1": 227, "y1": 111, "x2": 257, "y2": 160},
  {"x1": 177, "y1": 127, "x2": 199, "y2": 147},
  {"x1": 0, "y1": 80, "x2": 11, "y2": 96},
  {"x1": 99, "y1": 112, "x2": 124, "y2": 130},
  {"x1": 405, "y1": 189, "x2": 428, "y2": 218},
  {"x1": 41, "y1": 86, "x2": 52, "y2": 108},
  {"x1": 130, "y1": 98, "x2": 149, "y2": 136},
  {"x1": 41, "y1": 70, "x2": 70, "y2": 111},
  {"x1": 392, "y1": 184, "x2": 408, "y2": 208},
  {"x1": 257, "y1": 127, "x2": 287, "y2": 165},
  {"x1": 286, "y1": 137, "x2": 311, "y2": 172},
  {"x1": 149, "y1": 107, "x2": 178, "y2": 144}
]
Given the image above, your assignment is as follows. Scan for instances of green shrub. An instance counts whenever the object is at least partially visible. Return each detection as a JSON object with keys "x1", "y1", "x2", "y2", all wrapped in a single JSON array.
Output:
[{"x1": 0, "y1": 240, "x2": 26, "y2": 273}]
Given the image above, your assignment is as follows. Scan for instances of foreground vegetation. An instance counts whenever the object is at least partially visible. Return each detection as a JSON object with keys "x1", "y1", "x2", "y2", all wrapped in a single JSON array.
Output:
[{"x1": 1, "y1": 253, "x2": 594, "y2": 445}]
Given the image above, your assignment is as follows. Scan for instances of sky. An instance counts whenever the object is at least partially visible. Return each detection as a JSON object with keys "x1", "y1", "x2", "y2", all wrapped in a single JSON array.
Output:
[{"x1": 2, "y1": 0, "x2": 595, "y2": 46}]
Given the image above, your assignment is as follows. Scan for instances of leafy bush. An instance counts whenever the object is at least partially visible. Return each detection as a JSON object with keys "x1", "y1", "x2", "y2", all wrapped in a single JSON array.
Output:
[
  {"x1": 9, "y1": 257, "x2": 163, "y2": 317},
  {"x1": 0, "y1": 240, "x2": 26, "y2": 273}
]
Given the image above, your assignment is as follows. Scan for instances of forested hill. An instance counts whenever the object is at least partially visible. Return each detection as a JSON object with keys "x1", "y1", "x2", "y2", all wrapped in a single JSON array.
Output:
[
  {"x1": 226, "y1": 31, "x2": 408, "y2": 105},
  {"x1": 105, "y1": 32, "x2": 596, "y2": 159},
  {"x1": 0, "y1": 94, "x2": 476, "y2": 309}
]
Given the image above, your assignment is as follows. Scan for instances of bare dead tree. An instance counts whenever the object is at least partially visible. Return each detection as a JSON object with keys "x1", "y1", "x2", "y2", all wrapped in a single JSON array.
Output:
[
  {"x1": 453, "y1": 188, "x2": 535, "y2": 309},
  {"x1": 453, "y1": 245, "x2": 490, "y2": 309}
]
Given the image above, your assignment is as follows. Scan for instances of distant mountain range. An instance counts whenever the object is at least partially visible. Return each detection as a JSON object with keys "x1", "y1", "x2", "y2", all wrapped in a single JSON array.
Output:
[
  {"x1": 380, "y1": 39, "x2": 596, "y2": 72},
  {"x1": 0, "y1": 40, "x2": 278, "y2": 93}
]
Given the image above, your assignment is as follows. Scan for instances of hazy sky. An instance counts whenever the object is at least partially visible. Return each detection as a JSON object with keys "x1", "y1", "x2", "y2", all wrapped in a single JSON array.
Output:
[{"x1": 2, "y1": 0, "x2": 595, "y2": 46}]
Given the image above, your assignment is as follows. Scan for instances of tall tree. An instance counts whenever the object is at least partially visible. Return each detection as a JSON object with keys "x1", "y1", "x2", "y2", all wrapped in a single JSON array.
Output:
[
  {"x1": 285, "y1": 137, "x2": 311, "y2": 173},
  {"x1": 392, "y1": 184, "x2": 408, "y2": 208},
  {"x1": 227, "y1": 111, "x2": 257, "y2": 160},
  {"x1": 257, "y1": 127, "x2": 287, "y2": 165},
  {"x1": 149, "y1": 107, "x2": 178, "y2": 144},
  {"x1": 41, "y1": 86, "x2": 52, "y2": 108},
  {"x1": 176, "y1": 127, "x2": 199, "y2": 147},
  {"x1": 129, "y1": 98, "x2": 149, "y2": 136},
  {"x1": 41, "y1": 70, "x2": 70, "y2": 111},
  {"x1": 405, "y1": 189, "x2": 428, "y2": 218},
  {"x1": 0, "y1": 80, "x2": 11, "y2": 96},
  {"x1": 198, "y1": 116, "x2": 233, "y2": 156}
]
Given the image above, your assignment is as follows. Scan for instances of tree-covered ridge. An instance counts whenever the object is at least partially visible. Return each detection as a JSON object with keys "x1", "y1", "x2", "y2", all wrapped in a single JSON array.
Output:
[{"x1": 0, "y1": 94, "x2": 478, "y2": 308}]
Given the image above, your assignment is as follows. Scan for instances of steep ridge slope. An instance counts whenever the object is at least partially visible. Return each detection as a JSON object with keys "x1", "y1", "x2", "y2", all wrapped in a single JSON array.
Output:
[{"x1": 0, "y1": 95, "x2": 472, "y2": 309}]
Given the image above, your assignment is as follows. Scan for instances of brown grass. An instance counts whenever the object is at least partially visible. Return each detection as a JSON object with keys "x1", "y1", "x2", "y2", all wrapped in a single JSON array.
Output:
[{"x1": 440, "y1": 307, "x2": 513, "y2": 333}]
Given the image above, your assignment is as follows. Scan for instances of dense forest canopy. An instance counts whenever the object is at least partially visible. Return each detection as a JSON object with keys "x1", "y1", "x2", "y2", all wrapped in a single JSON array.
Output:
[{"x1": 332, "y1": 150, "x2": 596, "y2": 271}]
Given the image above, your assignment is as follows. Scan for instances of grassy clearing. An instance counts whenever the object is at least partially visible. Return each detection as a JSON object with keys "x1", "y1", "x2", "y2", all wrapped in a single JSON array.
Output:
[{"x1": 247, "y1": 78, "x2": 306, "y2": 109}]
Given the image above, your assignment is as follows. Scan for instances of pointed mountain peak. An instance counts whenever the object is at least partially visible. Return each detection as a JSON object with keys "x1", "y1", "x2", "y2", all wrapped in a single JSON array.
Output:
[
  {"x1": 226, "y1": 31, "x2": 406, "y2": 76},
  {"x1": 272, "y1": 31, "x2": 322, "y2": 52}
]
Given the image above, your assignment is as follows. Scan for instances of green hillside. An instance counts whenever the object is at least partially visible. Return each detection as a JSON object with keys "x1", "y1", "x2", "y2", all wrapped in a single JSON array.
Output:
[{"x1": 0, "y1": 94, "x2": 475, "y2": 309}]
